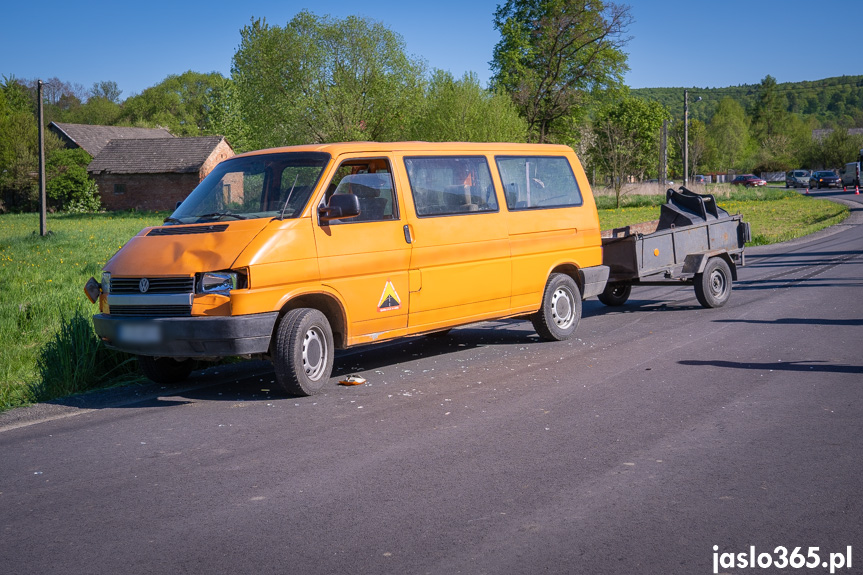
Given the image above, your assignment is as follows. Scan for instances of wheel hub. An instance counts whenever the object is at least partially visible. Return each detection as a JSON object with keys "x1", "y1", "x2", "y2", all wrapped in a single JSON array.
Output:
[
  {"x1": 302, "y1": 327, "x2": 327, "y2": 381},
  {"x1": 551, "y1": 287, "x2": 574, "y2": 328}
]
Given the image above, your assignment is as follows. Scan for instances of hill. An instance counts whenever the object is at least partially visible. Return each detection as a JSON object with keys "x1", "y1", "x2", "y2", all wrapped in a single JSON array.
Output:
[{"x1": 632, "y1": 75, "x2": 863, "y2": 128}]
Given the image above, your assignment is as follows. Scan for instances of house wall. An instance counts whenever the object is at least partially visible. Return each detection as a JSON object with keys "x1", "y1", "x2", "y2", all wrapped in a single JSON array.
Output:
[
  {"x1": 199, "y1": 139, "x2": 235, "y2": 178},
  {"x1": 94, "y1": 173, "x2": 201, "y2": 211}
]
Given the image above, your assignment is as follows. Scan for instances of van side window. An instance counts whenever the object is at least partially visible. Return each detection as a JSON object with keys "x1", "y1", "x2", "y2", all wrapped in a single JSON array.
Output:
[
  {"x1": 403, "y1": 156, "x2": 498, "y2": 216},
  {"x1": 495, "y1": 156, "x2": 583, "y2": 210},
  {"x1": 322, "y1": 159, "x2": 397, "y2": 224}
]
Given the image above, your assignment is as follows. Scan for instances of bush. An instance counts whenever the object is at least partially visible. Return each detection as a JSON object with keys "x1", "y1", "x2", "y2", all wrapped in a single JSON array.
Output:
[{"x1": 32, "y1": 311, "x2": 139, "y2": 401}]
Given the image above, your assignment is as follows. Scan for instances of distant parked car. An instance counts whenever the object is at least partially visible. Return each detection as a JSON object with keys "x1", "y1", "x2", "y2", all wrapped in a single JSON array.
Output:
[
  {"x1": 839, "y1": 162, "x2": 860, "y2": 187},
  {"x1": 785, "y1": 170, "x2": 810, "y2": 188},
  {"x1": 810, "y1": 170, "x2": 841, "y2": 189},
  {"x1": 731, "y1": 174, "x2": 766, "y2": 187},
  {"x1": 693, "y1": 175, "x2": 709, "y2": 184}
]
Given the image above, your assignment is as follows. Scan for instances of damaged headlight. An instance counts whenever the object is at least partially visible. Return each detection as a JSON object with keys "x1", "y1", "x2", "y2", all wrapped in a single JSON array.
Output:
[{"x1": 196, "y1": 270, "x2": 247, "y2": 294}]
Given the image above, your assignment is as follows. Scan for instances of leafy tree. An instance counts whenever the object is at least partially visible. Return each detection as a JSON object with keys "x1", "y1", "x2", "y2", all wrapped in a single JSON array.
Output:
[
  {"x1": 408, "y1": 70, "x2": 527, "y2": 142},
  {"x1": 205, "y1": 77, "x2": 253, "y2": 152},
  {"x1": 120, "y1": 71, "x2": 226, "y2": 136},
  {"x1": 491, "y1": 0, "x2": 632, "y2": 143},
  {"x1": 231, "y1": 13, "x2": 426, "y2": 148},
  {"x1": 65, "y1": 95, "x2": 122, "y2": 126},
  {"x1": 0, "y1": 77, "x2": 38, "y2": 211},
  {"x1": 807, "y1": 128, "x2": 863, "y2": 169},
  {"x1": 706, "y1": 97, "x2": 751, "y2": 173},
  {"x1": 46, "y1": 148, "x2": 101, "y2": 212},
  {"x1": 91, "y1": 81, "x2": 122, "y2": 104},
  {"x1": 588, "y1": 94, "x2": 669, "y2": 207},
  {"x1": 750, "y1": 75, "x2": 788, "y2": 143}
]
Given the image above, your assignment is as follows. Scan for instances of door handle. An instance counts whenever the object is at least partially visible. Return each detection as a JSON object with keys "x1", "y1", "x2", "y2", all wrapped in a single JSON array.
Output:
[{"x1": 403, "y1": 224, "x2": 412, "y2": 244}]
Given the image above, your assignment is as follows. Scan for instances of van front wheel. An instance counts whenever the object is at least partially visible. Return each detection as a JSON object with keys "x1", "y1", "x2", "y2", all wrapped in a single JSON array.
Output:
[
  {"x1": 273, "y1": 308, "x2": 334, "y2": 396},
  {"x1": 531, "y1": 273, "x2": 581, "y2": 341}
]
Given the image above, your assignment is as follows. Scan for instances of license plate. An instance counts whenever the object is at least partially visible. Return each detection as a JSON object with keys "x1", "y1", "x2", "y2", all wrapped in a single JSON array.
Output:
[{"x1": 118, "y1": 323, "x2": 161, "y2": 344}]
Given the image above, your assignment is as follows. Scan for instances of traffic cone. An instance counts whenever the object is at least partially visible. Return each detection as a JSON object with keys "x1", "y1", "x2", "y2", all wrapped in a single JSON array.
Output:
[
  {"x1": 843, "y1": 185, "x2": 847, "y2": 192},
  {"x1": 856, "y1": 185, "x2": 860, "y2": 195},
  {"x1": 805, "y1": 187, "x2": 809, "y2": 195}
]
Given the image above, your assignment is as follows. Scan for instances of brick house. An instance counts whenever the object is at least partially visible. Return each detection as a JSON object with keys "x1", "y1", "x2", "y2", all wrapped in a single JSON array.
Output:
[
  {"x1": 49, "y1": 122, "x2": 174, "y2": 157},
  {"x1": 87, "y1": 137, "x2": 234, "y2": 211}
]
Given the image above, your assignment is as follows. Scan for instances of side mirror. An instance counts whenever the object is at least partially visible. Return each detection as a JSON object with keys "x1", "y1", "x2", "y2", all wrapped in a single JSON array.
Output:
[
  {"x1": 175, "y1": 201, "x2": 183, "y2": 209},
  {"x1": 319, "y1": 194, "x2": 360, "y2": 222}
]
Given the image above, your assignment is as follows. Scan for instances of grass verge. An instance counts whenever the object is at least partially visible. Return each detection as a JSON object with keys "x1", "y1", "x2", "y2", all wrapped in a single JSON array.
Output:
[{"x1": 0, "y1": 211, "x2": 167, "y2": 410}]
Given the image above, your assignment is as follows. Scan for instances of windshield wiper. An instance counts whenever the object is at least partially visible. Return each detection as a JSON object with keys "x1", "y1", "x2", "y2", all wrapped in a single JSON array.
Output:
[
  {"x1": 163, "y1": 216, "x2": 184, "y2": 224},
  {"x1": 195, "y1": 211, "x2": 248, "y2": 221}
]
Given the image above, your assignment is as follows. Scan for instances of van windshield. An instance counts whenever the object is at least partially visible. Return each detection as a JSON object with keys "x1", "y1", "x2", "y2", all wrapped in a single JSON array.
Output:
[{"x1": 168, "y1": 152, "x2": 330, "y2": 224}]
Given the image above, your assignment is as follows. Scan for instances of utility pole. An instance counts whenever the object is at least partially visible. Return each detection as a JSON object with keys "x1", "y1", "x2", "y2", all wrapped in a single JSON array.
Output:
[
  {"x1": 659, "y1": 120, "x2": 668, "y2": 186},
  {"x1": 38, "y1": 80, "x2": 47, "y2": 236},
  {"x1": 683, "y1": 89, "x2": 689, "y2": 187}
]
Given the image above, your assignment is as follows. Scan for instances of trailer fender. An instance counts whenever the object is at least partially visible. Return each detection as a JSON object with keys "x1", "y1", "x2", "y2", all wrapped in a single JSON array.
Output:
[{"x1": 682, "y1": 251, "x2": 738, "y2": 281}]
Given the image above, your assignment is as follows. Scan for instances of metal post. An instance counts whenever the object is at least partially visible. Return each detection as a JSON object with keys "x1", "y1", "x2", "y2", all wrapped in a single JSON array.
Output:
[
  {"x1": 660, "y1": 120, "x2": 668, "y2": 186},
  {"x1": 683, "y1": 89, "x2": 689, "y2": 187},
  {"x1": 38, "y1": 80, "x2": 47, "y2": 236}
]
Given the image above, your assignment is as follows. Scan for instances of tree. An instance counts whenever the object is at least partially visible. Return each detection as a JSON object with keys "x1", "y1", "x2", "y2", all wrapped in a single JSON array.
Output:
[
  {"x1": 407, "y1": 70, "x2": 527, "y2": 142},
  {"x1": 120, "y1": 71, "x2": 227, "y2": 136},
  {"x1": 231, "y1": 13, "x2": 426, "y2": 149},
  {"x1": 707, "y1": 97, "x2": 751, "y2": 173},
  {"x1": 670, "y1": 118, "x2": 708, "y2": 180},
  {"x1": 46, "y1": 148, "x2": 101, "y2": 212},
  {"x1": 491, "y1": 0, "x2": 632, "y2": 143},
  {"x1": 808, "y1": 128, "x2": 863, "y2": 169},
  {"x1": 91, "y1": 81, "x2": 122, "y2": 104},
  {"x1": 0, "y1": 77, "x2": 38, "y2": 211},
  {"x1": 589, "y1": 94, "x2": 669, "y2": 207}
]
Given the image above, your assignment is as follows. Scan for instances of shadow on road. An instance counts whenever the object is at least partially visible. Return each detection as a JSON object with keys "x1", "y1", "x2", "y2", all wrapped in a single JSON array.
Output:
[{"x1": 678, "y1": 359, "x2": 863, "y2": 375}]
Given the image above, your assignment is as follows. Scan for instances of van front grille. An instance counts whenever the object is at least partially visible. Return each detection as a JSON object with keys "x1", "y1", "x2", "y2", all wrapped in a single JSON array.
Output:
[{"x1": 111, "y1": 277, "x2": 194, "y2": 294}]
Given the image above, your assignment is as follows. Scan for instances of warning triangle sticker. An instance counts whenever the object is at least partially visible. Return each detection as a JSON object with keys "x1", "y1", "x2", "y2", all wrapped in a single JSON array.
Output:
[{"x1": 378, "y1": 280, "x2": 401, "y2": 312}]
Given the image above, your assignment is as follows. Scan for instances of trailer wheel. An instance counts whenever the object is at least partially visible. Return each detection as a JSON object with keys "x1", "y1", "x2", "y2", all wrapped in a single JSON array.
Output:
[
  {"x1": 597, "y1": 282, "x2": 632, "y2": 306},
  {"x1": 694, "y1": 257, "x2": 732, "y2": 309},
  {"x1": 138, "y1": 356, "x2": 196, "y2": 384},
  {"x1": 531, "y1": 273, "x2": 581, "y2": 341},
  {"x1": 273, "y1": 308, "x2": 334, "y2": 396}
]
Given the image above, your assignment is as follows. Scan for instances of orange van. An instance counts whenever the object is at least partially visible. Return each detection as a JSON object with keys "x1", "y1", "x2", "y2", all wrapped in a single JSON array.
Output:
[{"x1": 88, "y1": 142, "x2": 609, "y2": 395}]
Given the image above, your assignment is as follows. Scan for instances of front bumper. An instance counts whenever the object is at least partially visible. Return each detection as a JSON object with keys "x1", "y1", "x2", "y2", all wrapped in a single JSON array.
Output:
[{"x1": 93, "y1": 312, "x2": 279, "y2": 357}]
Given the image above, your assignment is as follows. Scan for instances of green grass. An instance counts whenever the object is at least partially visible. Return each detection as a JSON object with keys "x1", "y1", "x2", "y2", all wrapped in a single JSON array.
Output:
[
  {"x1": 0, "y1": 211, "x2": 167, "y2": 409},
  {"x1": 0, "y1": 189, "x2": 851, "y2": 412}
]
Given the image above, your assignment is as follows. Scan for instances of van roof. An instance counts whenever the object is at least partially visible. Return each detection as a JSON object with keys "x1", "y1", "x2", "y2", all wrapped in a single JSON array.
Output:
[{"x1": 235, "y1": 141, "x2": 575, "y2": 158}]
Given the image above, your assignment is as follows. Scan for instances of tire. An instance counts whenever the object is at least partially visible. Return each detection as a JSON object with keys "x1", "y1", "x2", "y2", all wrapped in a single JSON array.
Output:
[
  {"x1": 273, "y1": 308, "x2": 334, "y2": 396},
  {"x1": 694, "y1": 257, "x2": 732, "y2": 309},
  {"x1": 531, "y1": 273, "x2": 582, "y2": 341},
  {"x1": 597, "y1": 282, "x2": 632, "y2": 306},
  {"x1": 138, "y1": 355, "x2": 196, "y2": 384}
]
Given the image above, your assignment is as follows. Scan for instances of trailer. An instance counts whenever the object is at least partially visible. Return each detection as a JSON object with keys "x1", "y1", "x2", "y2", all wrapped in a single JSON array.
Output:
[{"x1": 599, "y1": 188, "x2": 751, "y2": 308}]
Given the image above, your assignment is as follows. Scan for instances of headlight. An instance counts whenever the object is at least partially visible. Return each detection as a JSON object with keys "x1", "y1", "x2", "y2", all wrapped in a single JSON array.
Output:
[
  {"x1": 197, "y1": 272, "x2": 238, "y2": 294},
  {"x1": 101, "y1": 272, "x2": 111, "y2": 294}
]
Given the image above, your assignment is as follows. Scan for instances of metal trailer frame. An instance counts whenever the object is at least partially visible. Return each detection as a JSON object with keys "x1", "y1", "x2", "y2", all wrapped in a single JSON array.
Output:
[{"x1": 599, "y1": 189, "x2": 751, "y2": 308}]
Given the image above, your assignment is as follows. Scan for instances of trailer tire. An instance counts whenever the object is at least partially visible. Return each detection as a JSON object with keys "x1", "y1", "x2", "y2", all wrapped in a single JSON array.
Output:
[
  {"x1": 531, "y1": 273, "x2": 581, "y2": 341},
  {"x1": 138, "y1": 356, "x2": 196, "y2": 384},
  {"x1": 273, "y1": 308, "x2": 334, "y2": 396},
  {"x1": 694, "y1": 257, "x2": 732, "y2": 309},
  {"x1": 597, "y1": 282, "x2": 632, "y2": 306}
]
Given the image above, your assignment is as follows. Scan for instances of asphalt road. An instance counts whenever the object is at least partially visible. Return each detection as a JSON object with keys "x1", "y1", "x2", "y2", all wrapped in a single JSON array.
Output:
[{"x1": 2, "y1": 190, "x2": 862, "y2": 575}]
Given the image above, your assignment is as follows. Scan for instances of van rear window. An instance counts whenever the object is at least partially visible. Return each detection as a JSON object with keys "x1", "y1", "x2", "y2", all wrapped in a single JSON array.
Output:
[
  {"x1": 403, "y1": 156, "x2": 499, "y2": 216},
  {"x1": 495, "y1": 156, "x2": 582, "y2": 210}
]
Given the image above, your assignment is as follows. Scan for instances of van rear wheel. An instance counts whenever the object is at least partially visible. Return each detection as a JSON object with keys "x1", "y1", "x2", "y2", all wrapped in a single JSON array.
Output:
[
  {"x1": 531, "y1": 273, "x2": 581, "y2": 341},
  {"x1": 273, "y1": 308, "x2": 334, "y2": 396}
]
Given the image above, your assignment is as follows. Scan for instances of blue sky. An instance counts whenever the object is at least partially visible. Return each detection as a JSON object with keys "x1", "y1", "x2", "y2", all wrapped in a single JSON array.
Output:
[{"x1": 2, "y1": 0, "x2": 860, "y2": 99}]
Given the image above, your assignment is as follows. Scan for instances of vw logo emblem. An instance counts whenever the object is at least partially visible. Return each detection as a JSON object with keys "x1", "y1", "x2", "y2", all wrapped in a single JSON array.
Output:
[{"x1": 139, "y1": 278, "x2": 150, "y2": 293}]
